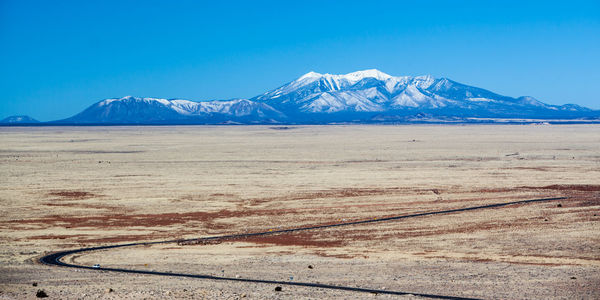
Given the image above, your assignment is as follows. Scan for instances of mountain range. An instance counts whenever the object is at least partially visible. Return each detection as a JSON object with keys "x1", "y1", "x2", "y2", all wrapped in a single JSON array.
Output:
[{"x1": 3, "y1": 69, "x2": 599, "y2": 125}]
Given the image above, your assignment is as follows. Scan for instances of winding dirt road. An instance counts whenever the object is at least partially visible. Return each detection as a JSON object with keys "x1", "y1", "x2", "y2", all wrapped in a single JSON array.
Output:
[{"x1": 39, "y1": 197, "x2": 566, "y2": 299}]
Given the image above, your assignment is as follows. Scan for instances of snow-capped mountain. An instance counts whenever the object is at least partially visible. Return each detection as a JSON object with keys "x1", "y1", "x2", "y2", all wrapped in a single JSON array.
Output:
[
  {"x1": 58, "y1": 96, "x2": 285, "y2": 124},
  {"x1": 253, "y1": 70, "x2": 445, "y2": 112},
  {"x1": 35, "y1": 69, "x2": 598, "y2": 125},
  {"x1": 252, "y1": 69, "x2": 594, "y2": 119},
  {"x1": 0, "y1": 115, "x2": 39, "y2": 124}
]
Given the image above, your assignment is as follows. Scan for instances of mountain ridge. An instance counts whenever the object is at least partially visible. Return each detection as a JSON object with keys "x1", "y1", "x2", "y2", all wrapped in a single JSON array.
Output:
[
  {"x1": 249, "y1": 70, "x2": 596, "y2": 121},
  {"x1": 4, "y1": 69, "x2": 599, "y2": 125},
  {"x1": 58, "y1": 96, "x2": 285, "y2": 124}
]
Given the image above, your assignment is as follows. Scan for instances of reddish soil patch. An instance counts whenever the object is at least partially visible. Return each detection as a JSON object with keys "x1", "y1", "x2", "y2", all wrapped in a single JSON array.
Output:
[
  {"x1": 80, "y1": 234, "x2": 170, "y2": 244},
  {"x1": 43, "y1": 202, "x2": 123, "y2": 210},
  {"x1": 183, "y1": 230, "x2": 347, "y2": 248},
  {"x1": 21, "y1": 196, "x2": 474, "y2": 231},
  {"x1": 11, "y1": 208, "x2": 294, "y2": 230},
  {"x1": 47, "y1": 190, "x2": 98, "y2": 200},
  {"x1": 28, "y1": 232, "x2": 196, "y2": 244},
  {"x1": 210, "y1": 193, "x2": 236, "y2": 197},
  {"x1": 473, "y1": 187, "x2": 525, "y2": 193},
  {"x1": 521, "y1": 185, "x2": 600, "y2": 192},
  {"x1": 186, "y1": 213, "x2": 549, "y2": 250},
  {"x1": 244, "y1": 231, "x2": 345, "y2": 248},
  {"x1": 221, "y1": 213, "x2": 552, "y2": 250},
  {"x1": 555, "y1": 197, "x2": 600, "y2": 208},
  {"x1": 17, "y1": 187, "x2": 597, "y2": 248},
  {"x1": 246, "y1": 187, "x2": 414, "y2": 205},
  {"x1": 258, "y1": 216, "x2": 553, "y2": 245},
  {"x1": 28, "y1": 234, "x2": 83, "y2": 240},
  {"x1": 312, "y1": 251, "x2": 360, "y2": 259}
]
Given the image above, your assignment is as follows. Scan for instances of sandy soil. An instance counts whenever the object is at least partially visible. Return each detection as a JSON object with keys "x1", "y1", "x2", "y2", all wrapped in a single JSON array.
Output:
[{"x1": 0, "y1": 125, "x2": 599, "y2": 299}]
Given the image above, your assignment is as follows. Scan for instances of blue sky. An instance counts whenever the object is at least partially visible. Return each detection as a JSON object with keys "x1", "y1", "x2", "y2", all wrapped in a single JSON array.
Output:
[{"x1": 1, "y1": 0, "x2": 599, "y2": 121}]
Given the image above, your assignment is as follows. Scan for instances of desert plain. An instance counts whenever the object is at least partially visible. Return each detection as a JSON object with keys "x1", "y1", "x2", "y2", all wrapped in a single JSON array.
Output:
[{"x1": 0, "y1": 124, "x2": 599, "y2": 299}]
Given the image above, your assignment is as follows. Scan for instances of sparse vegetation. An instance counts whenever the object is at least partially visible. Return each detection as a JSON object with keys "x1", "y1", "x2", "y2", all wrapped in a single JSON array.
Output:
[{"x1": 1, "y1": 125, "x2": 599, "y2": 299}]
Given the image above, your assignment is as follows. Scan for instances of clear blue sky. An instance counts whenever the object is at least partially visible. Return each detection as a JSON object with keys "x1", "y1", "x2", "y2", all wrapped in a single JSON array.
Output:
[{"x1": 1, "y1": 0, "x2": 599, "y2": 121}]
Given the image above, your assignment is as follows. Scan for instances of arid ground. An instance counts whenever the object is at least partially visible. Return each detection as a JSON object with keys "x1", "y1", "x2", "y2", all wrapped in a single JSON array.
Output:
[{"x1": 1, "y1": 125, "x2": 599, "y2": 299}]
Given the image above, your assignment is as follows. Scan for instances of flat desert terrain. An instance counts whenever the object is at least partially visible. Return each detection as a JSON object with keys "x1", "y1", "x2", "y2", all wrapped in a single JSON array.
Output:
[{"x1": 1, "y1": 125, "x2": 599, "y2": 299}]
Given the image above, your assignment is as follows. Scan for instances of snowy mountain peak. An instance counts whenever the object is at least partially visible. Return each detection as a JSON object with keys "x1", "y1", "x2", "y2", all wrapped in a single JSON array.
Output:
[
  {"x1": 298, "y1": 71, "x2": 323, "y2": 80},
  {"x1": 100, "y1": 96, "x2": 171, "y2": 106},
  {"x1": 344, "y1": 69, "x2": 393, "y2": 81},
  {"x1": 296, "y1": 69, "x2": 395, "y2": 83}
]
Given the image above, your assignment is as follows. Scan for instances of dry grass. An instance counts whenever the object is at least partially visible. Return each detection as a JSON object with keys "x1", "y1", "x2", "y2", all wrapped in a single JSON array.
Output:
[{"x1": 0, "y1": 125, "x2": 599, "y2": 299}]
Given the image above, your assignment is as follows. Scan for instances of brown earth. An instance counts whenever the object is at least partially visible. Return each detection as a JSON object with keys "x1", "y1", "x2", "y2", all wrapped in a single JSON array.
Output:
[{"x1": 1, "y1": 125, "x2": 599, "y2": 299}]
